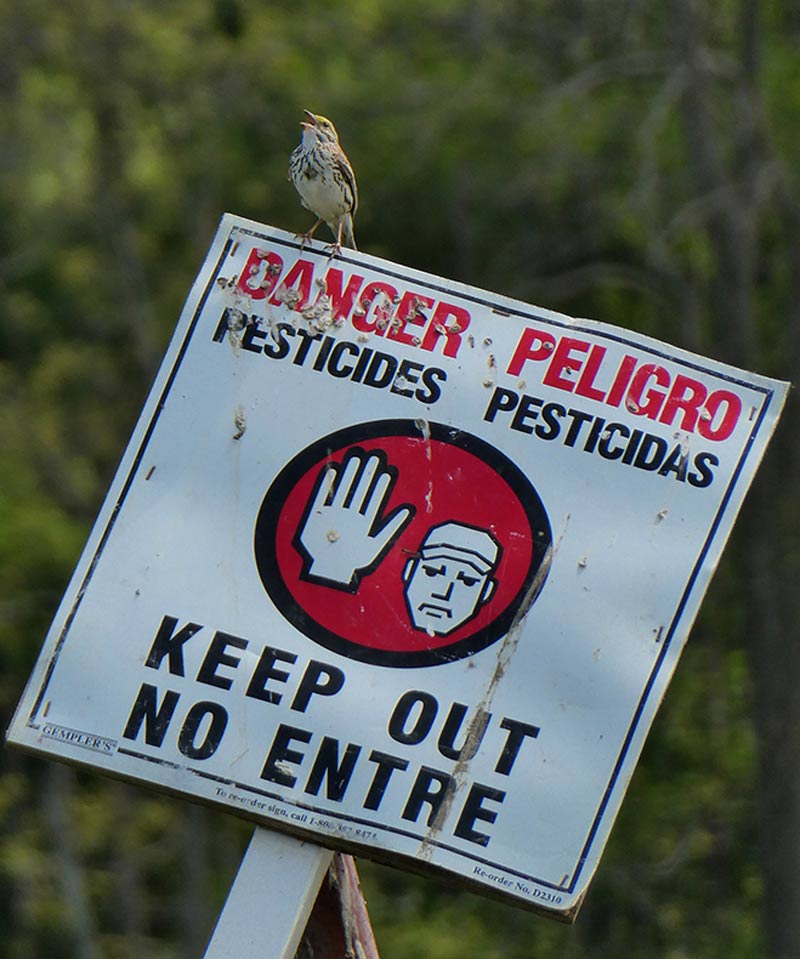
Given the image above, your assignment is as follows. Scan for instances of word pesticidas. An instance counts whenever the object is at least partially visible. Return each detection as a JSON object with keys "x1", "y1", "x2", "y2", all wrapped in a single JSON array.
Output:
[{"x1": 484, "y1": 388, "x2": 718, "y2": 488}]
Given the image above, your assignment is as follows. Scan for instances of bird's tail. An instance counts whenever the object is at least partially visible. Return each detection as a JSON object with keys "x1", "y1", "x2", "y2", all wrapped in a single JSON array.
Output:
[{"x1": 340, "y1": 216, "x2": 357, "y2": 251}]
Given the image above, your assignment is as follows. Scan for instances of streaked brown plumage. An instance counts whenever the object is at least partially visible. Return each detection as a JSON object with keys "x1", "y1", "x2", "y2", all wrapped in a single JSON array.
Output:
[{"x1": 289, "y1": 110, "x2": 358, "y2": 252}]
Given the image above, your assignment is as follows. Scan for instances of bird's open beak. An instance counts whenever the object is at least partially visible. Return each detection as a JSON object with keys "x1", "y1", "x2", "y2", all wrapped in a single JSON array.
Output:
[{"x1": 301, "y1": 109, "x2": 317, "y2": 128}]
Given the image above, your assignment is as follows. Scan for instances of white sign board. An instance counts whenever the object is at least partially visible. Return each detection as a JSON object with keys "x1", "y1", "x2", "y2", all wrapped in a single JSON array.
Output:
[{"x1": 7, "y1": 215, "x2": 787, "y2": 919}]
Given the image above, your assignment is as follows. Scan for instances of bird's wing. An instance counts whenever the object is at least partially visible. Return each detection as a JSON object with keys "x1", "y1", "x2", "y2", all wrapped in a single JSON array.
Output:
[{"x1": 337, "y1": 151, "x2": 358, "y2": 216}]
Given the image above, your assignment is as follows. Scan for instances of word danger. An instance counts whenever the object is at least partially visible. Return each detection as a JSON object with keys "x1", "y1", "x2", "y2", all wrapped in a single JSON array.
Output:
[
  {"x1": 506, "y1": 328, "x2": 743, "y2": 441},
  {"x1": 121, "y1": 616, "x2": 541, "y2": 848},
  {"x1": 237, "y1": 247, "x2": 470, "y2": 358}
]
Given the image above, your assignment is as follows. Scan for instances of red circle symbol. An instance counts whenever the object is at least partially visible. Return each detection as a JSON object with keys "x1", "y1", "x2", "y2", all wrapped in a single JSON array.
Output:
[{"x1": 254, "y1": 421, "x2": 551, "y2": 667}]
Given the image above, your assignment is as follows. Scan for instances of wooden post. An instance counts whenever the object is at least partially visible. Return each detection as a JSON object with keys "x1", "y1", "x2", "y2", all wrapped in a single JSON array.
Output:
[
  {"x1": 297, "y1": 851, "x2": 382, "y2": 959},
  {"x1": 202, "y1": 828, "x2": 381, "y2": 959}
]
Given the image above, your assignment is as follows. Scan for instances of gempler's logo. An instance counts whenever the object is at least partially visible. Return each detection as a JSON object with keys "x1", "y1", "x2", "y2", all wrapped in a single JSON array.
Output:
[{"x1": 254, "y1": 421, "x2": 552, "y2": 667}]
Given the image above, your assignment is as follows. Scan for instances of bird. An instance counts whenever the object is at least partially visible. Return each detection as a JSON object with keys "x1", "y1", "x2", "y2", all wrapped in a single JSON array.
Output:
[{"x1": 289, "y1": 110, "x2": 358, "y2": 252}]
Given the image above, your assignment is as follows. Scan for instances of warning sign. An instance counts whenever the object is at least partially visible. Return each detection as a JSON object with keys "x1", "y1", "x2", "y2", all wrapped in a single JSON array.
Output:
[{"x1": 6, "y1": 215, "x2": 788, "y2": 920}]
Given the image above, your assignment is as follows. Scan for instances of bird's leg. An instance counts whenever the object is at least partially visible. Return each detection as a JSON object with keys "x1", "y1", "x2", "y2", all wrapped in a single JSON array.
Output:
[
  {"x1": 296, "y1": 217, "x2": 323, "y2": 248},
  {"x1": 325, "y1": 222, "x2": 344, "y2": 260}
]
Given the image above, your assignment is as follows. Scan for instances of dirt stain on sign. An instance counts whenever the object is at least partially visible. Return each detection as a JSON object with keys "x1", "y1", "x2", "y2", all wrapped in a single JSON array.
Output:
[{"x1": 417, "y1": 543, "x2": 554, "y2": 860}]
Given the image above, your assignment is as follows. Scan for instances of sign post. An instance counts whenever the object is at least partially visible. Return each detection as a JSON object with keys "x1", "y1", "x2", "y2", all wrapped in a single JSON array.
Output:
[
  {"x1": 203, "y1": 829, "x2": 331, "y2": 959},
  {"x1": 202, "y1": 833, "x2": 380, "y2": 959},
  {"x1": 6, "y1": 215, "x2": 788, "y2": 932}
]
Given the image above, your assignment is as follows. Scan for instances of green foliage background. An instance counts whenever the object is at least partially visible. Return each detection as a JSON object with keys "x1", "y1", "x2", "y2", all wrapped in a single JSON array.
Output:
[{"x1": 1, "y1": 1, "x2": 798, "y2": 956}]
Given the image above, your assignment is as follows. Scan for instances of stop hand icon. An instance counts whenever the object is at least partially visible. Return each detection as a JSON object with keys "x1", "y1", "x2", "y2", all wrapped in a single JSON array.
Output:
[{"x1": 296, "y1": 449, "x2": 414, "y2": 591}]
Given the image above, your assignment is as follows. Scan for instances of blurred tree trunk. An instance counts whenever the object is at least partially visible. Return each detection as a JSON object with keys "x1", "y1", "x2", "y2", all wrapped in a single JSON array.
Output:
[
  {"x1": 111, "y1": 783, "x2": 146, "y2": 958},
  {"x1": 744, "y1": 196, "x2": 800, "y2": 959},
  {"x1": 179, "y1": 804, "x2": 213, "y2": 959},
  {"x1": 42, "y1": 765, "x2": 101, "y2": 959},
  {"x1": 670, "y1": 1, "x2": 800, "y2": 956},
  {"x1": 83, "y1": 9, "x2": 159, "y2": 376},
  {"x1": 746, "y1": 401, "x2": 800, "y2": 959}
]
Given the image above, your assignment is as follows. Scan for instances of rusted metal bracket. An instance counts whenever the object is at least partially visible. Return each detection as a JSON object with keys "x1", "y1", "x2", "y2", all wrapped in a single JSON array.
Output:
[{"x1": 296, "y1": 852, "x2": 381, "y2": 959}]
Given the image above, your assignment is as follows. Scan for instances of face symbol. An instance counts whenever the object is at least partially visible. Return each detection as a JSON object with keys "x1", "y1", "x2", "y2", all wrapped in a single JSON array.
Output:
[{"x1": 402, "y1": 522, "x2": 501, "y2": 637}]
